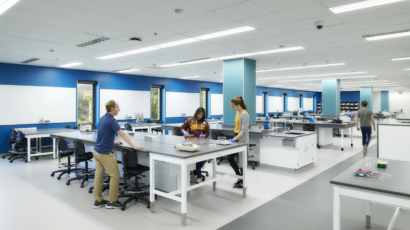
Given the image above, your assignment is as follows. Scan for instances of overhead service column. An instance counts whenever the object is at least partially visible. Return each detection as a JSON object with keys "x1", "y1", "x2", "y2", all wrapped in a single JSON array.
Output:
[
  {"x1": 223, "y1": 58, "x2": 256, "y2": 125},
  {"x1": 360, "y1": 87, "x2": 373, "y2": 110}
]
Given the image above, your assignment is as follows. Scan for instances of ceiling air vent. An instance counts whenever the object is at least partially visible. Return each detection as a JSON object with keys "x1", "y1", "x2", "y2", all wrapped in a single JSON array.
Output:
[
  {"x1": 179, "y1": 57, "x2": 210, "y2": 63},
  {"x1": 21, "y1": 58, "x2": 40, "y2": 64},
  {"x1": 76, "y1": 37, "x2": 111, "y2": 47}
]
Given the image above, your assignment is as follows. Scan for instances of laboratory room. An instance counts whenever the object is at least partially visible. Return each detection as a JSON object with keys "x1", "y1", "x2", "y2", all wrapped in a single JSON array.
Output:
[{"x1": 1, "y1": 0, "x2": 410, "y2": 229}]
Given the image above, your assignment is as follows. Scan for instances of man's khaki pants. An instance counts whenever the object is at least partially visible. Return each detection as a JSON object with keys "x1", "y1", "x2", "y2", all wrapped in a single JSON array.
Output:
[{"x1": 93, "y1": 150, "x2": 120, "y2": 202}]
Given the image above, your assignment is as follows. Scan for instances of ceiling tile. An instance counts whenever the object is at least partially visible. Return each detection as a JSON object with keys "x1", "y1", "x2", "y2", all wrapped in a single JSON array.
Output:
[
  {"x1": 187, "y1": 0, "x2": 246, "y2": 10},
  {"x1": 276, "y1": 3, "x2": 332, "y2": 22},
  {"x1": 149, "y1": 0, "x2": 208, "y2": 19},
  {"x1": 156, "y1": 20, "x2": 203, "y2": 34},
  {"x1": 261, "y1": 23, "x2": 305, "y2": 35},
  {"x1": 215, "y1": 1, "x2": 270, "y2": 20},
  {"x1": 115, "y1": 27, "x2": 176, "y2": 45},
  {"x1": 332, "y1": 38, "x2": 369, "y2": 47},
  {"x1": 240, "y1": 12, "x2": 289, "y2": 28},
  {"x1": 384, "y1": 0, "x2": 410, "y2": 15},
  {"x1": 252, "y1": 0, "x2": 317, "y2": 12},
  {"x1": 48, "y1": 18, "x2": 98, "y2": 32},
  {"x1": 16, "y1": 0, "x2": 77, "y2": 17},
  {"x1": 277, "y1": 31, "x2": 318, "y2": 41},
  {"x1": 0, "y1": 18, "x2": 42, "y2": 32},
  {"x1": 58, "y1": 33, "x2": 102, "y2": 46},
  {"x1": 1, "y1": 7, "x2": 59, "y2": 24},
  {"x1": 51, "y1": 0, "x2": 95, "y2": 7},
  {"x1": 183, "y1": 21, "x2": 247, "y2": 37},
  {"x1": 86, "y1": 26, "x2": 129, "y2": 38},
  {"x1": 184, "y1": 12, "x2": 233, "y2": 28},
  {"x1": 63, "y1": 9, "x2": 118, "y2": 26},
  {"x1": 310, "y1": 24, "x2": 354, "y2": 37},
  {"x1": 120, "y1": 0, "x2": 171, "y2": 9},
  {"x1": 348, "y1": 16, "x2": 397, "y2": 31},
  {"x1": 103, "y1": 19, "x2": 149, "y2": 33},
  {"x1": 295, "y1": 15, "x2": 344, "y2": 30},
  {"x1": 83, "y1": 0, "x2": 143, "y2": 18},
  {"x1": 249, "y1": 36, "x2": 285, "y2": 45},
  {"x1": 125, "y1": 10, "x2": 177, "y2": 26},
  {"x1": 22, "y1": 32, "x2": 68, "y2": 42},
  {"x1": 31, "y1": 26, "x2": 78, "y2": 38},
  {"x1": 291, "y1": 37, "x2": 329, "y2": 46},
  {"x1": 0, "y1": 27, "x2": 30, "y2": 37},
  {"x1": 394, "y1": 12, "x2": 410, "y2": 25},
  {"x1": 322, "y1": 31, "x2": 363, "y2": 42}
]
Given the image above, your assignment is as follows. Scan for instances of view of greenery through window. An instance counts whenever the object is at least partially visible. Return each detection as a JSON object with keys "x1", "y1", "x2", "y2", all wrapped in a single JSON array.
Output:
[
  {"x1": 77, "y1": 84, "x2": 93, "y2": 125},
  {"x1": 151, "y1": 88, "x2": 160, "y2": 121},
  {"x1": 200, "y1": 90, "x2": 206, "y2": 108}
]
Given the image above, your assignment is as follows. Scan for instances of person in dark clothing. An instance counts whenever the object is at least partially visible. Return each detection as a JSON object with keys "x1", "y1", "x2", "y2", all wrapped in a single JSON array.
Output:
[{"x1": 180, "y1": 107, "x2": 210, "y2": 183}]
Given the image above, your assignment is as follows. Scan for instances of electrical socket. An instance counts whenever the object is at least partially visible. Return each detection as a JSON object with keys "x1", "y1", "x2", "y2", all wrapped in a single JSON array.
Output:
[{"x1": 181, "y1": 113, "x2": 186, "y2": 116}]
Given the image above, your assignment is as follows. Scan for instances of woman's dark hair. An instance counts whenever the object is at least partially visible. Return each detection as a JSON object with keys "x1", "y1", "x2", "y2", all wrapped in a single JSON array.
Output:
[
  {"x1": 230, "y1": 96, "x2": 249, "y2": 113},
  {"x1": 190, "y1": 107, "x2": 207, "y2": 125}
]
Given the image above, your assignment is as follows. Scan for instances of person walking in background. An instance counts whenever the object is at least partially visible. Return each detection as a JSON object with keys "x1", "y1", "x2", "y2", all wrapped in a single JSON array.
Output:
[{"x1": 356, "y1": 100, "x2": 376, "y2": 155}]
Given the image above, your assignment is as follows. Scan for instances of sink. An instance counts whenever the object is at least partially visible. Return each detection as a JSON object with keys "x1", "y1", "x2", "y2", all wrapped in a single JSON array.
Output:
[{"x1": 285, "y1": 132, "x2": 304, "y2": 136}]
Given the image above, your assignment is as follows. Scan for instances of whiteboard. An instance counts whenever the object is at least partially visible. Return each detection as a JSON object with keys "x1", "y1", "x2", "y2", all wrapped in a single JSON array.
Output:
[
  {"x1": 379, "y1": 125, "x2": 410, "y2": 162},
  {"x1": 268, "y1": 96, "x2": 283, "y2": 112},
  {"x1": 100, "y1": 89, "x2": 150, "y2": 119},
  {"x1": 303, "y1": 98, "x2": 313, "y2": 111},
  {"x1": 256, "y1": 96, "x2": 262, "y2": 113},
  {"x1": 288, "y1": 97, "x2": 300, "y2": 111},
  {"x1": 0, "y1": 85, "x2": 76, "y2": 125},
  {"x1": 166, "y1": 92, "x2": 200, "y2": 117},
  {"x1": 211, "y1": 94, "x2": 223, "y2": 115}
]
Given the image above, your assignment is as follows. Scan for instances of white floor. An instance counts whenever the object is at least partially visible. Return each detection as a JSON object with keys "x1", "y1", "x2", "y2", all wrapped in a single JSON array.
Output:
[{"x1": 0, "y1": 137, "x2": 373, "y2": 230}]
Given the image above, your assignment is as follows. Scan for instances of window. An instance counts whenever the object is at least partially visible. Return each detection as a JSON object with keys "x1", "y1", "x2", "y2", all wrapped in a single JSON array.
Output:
[
  {"x1": 77, "y1": 81, "x2": 96, "y2": 128},
  {"x1": 151, "y1": 86, "x2": 163, "y2": 122},
  {"x1": 262, "y1": 92, "x2": 267, "y2": 116},
  {"x1": 200, "y1": 88, "x2": 209, "y2": 117}
]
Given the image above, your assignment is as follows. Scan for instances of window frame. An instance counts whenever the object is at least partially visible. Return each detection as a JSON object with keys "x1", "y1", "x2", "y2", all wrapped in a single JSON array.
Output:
[
  {"x1": 77, "y1": 80, "x2": 96, "y2": 129},
  {"x1": 200, "y1": 88, "x2": 209, "y2": 118},
  {"x1": 151, "y1": 85, "x2": 163, "y2": 123}
]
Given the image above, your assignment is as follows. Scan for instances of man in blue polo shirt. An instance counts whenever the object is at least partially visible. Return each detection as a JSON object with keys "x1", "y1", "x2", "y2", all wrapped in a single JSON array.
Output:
[{"x1": 93, "y1": 100, "x2": 144, "y2": 209}]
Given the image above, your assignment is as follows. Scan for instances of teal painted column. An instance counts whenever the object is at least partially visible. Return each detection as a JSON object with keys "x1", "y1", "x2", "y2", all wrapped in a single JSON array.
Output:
[
  {"x1": 322, "y1": 79, "x2": 340, "y2": 116},
  {"x1": 223, "y1": 58, "x2": 256, "y2": 125},
  {"x1": 381, "y1": 91, "x2": 389, "y2": 111},
  {"x1": 360, "y1": 87, "x2": 373, "y2": 110}
]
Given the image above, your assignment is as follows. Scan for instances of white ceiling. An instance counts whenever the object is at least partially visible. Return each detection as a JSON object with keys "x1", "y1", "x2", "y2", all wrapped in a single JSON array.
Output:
[{"x1": 0, "y1": 0, "x2": 410, "y2": 92}]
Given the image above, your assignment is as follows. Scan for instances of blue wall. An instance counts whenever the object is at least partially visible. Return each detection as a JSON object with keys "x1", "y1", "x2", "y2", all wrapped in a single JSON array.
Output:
[
  {"x1": 0, "y1": 63, "x2": 222, "y2": 153},
  {"x1": 0, "y1": 62, "x2": 321, "y2": 153},
  {"x1": 341, "y1": 91, "x2": 360, "y2": 101}
]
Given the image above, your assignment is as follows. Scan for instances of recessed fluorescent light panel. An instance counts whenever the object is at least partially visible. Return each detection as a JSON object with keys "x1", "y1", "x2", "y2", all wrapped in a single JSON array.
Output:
[
  {"x1": 405, "y1": 69, "x2": 410, "y2": 71},
  {"x1": 364, "y1": 29, "x2": 410, "y2": 41},
  {"x1": 21, "y1": 58, "x2": 40, "y2": 64},
  {"x1": 256, "y1": 63, "x2": 345, "y2": 73},
  {"x1": 97, "y1": 26, "x2": 254, "y2": 60},
  {"x1": 329, "y1": 0, "x2": 403, "y2": 14},
  {"x1": 195, "y1": 26, "x2": 254, "y2": 40},
  {"x1": 179, "y1": 76, "x2": 200, "y2": 79},
  {"x1": 59, "y1": 63, "x2": 82, "y2": 68},
  {"x1": 116, "y1": 68, "x2": 139, "y2": 73},
  {"x1": 76, "y1": 37, "x2": 111, "y2": 47},
  {"x1": 98, "y1": 47, "x2": 158, "y2": 60},
  {"x1": 391, "y1": 57, "x2": 410, "y2": 61},
  {"x1": 0, "y1": 0, "x2": 19, "y2": 15},
  {"x1": 159, "y1": 47, "x2": 304, "y2": 68}
]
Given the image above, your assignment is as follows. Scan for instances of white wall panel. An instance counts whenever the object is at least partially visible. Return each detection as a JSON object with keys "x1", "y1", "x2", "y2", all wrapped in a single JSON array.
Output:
[{"x1": 268, "y1": 96, "x2": 283, "y2": 112}]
